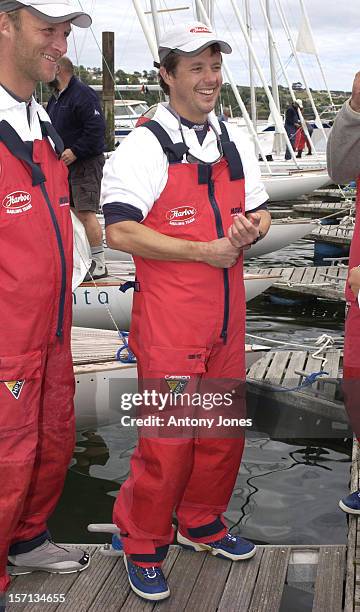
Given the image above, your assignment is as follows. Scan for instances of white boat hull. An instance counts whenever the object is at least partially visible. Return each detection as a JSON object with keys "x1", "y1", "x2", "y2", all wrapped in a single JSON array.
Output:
[
  {"x1": 247, "y1": 220, "x2": 316, "y2": 258},
  {"x1": 72, "y1": 270, "x2": 277, "y2": 331},
  {"x1": 263, "y1": 170, "x2": 330, "y2": 202}
]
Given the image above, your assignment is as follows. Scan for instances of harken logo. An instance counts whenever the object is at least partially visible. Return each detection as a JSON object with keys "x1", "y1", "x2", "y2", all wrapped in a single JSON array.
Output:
[
  {"x1": 2, "y1": 191, "x2": 32, "y2": 215},
  {"x1": 190, "y1": 26, "x2": 211, "y2": 34},
  {"x1": 166, "y1": 206, "x2": 197, "y2": 226}
]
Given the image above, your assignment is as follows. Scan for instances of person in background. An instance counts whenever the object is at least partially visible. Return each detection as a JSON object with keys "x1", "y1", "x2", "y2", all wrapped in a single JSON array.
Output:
[
  {"x1": 218, "y1": 105, "x2": 231, "y2": 122},
  {"x1": 0, "y1": 2, "x2": 92, "y2": 610},
  {"x1": 327, "y1": 70, "x2": 360, "y2": 514},
  {"x1": 284, "y1": 98, "x2": 303, "y2": 160},
  {"x1": 47, "y1": 55, "x2": 107, "y2": 280},
  {"x1": 101, "y1": 21, "x2": 271, "y2": 602}
]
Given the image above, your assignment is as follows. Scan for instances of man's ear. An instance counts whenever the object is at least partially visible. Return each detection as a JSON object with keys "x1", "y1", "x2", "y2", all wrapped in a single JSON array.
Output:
[
  {"x1": 0, "y1": 13, "x2": 13, "y2": 39},
  {"x1": 159, "y1": 66, "x2": 172, "y2": 87}
]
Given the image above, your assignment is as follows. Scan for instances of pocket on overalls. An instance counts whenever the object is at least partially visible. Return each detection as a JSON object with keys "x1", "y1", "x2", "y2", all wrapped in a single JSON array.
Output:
[{"x1": 0, "y1": 350, "x2": 42, "y2": 432}]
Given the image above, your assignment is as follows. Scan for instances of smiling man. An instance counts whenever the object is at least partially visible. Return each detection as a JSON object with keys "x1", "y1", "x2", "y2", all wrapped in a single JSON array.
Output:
[
  {"x1": 102, "y1": 22, "x2": 271, "y2": 602},
  {"x1": 0, "y1": 1, "x2": 91, "y2": 608}
]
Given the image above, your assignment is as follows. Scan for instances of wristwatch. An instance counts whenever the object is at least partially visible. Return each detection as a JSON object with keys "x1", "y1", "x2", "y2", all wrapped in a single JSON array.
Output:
[{"x1": 251, "y1": 231, "x2": 263, "y2": 245}]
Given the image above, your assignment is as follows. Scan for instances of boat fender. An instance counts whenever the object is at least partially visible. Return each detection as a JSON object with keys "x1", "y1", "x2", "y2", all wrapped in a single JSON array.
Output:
[
  {"x1": 268, "y1": 370, "x2": 329, "y2": 393},
  {"x1": 116, "y1": 331, "x2": 137, "y2": 364}
]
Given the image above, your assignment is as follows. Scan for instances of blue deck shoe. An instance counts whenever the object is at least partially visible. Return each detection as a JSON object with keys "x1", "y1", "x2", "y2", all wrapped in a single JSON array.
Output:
[
  {"x1": 177, "y1": 530, "x2": 256, "y2": 561},
  {"x1": 339, "y1": 490, "x2": 360, "y2": 514},
  {"x1": 124, "y1": 556, "x2": 170, "y2": 601}
]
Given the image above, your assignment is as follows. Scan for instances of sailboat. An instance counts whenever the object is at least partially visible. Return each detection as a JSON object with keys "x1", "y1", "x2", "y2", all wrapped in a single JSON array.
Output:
[{"x1": 130, "y1": 0, "x2": 330, "y2": 201}]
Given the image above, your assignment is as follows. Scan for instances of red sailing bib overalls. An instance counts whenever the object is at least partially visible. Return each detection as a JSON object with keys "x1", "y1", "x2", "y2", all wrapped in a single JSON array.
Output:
[
  {"x1": 113, "y1": 121, "x2": 248, "y2": 563},
  {"x1": 0, "y1": 119, "x2": 74, "y2": 592}
]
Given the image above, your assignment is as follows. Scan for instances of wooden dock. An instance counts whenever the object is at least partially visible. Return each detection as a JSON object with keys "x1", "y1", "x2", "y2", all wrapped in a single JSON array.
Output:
[
  {"x1": 71, "y1": 327, "x2": 134, "y2": 375},
  {"x1": 6, "y1": 542, "x2": 347, "y2": 611},
  {"x1": 247, "y1": 264, "x2": 348, "y2": 301},
  {"x1": 293, "y1": 201, "x2": 354, "y2": 218},
  {"x1": 344, "y1": 440, "x2": 360, "y2": 612}
]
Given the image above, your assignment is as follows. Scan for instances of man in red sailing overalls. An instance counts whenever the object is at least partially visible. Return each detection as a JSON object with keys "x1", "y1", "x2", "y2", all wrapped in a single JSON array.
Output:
[
  {"x1": 0, "y1": 2, "x2": 92, "y2": 608},
  {"x1": 102, "y1": 22, "x2": 271, "y2": 601},
  {"x1": 327, "y1": 71, "x2": 360, "y2": 514}
]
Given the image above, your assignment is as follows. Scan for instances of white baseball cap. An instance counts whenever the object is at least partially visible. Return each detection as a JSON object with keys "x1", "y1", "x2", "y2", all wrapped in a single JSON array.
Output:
[
  {"x1": 0, "y1": 0, "x2": 92, "y2": 27},
  {"x1": 295, "y1": 98, "x2": 303, "y2": 108},
  {"x1": 158, "y1": 21, "x2": 232, "y2": 64}
]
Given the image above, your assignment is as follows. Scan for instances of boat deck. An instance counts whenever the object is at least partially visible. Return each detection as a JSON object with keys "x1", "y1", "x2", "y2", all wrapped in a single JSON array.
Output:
[
  {"x1": 247, "y1": 347, "x2": 344, "y2": 421},
  {"x1": 307, "y1": 225, "x2": 353, "y2": 247},
  {"x1": 6, "y1": 543, "x2": 347, "y2": 611},
  {"x1": 292, "y1": 201, "x2": 353, "y2": 218},
  {"x1": 248, "y1": 264, "x2": 348, "y2": 301}
]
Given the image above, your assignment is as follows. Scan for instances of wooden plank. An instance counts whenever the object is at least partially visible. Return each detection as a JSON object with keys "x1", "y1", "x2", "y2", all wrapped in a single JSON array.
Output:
[
  {"x1": 247, "y1": 352, "x2": 274, "y2": 381},
  {"x1": 152, "y1": 548, "x2": 205, "y2": 612},
  {"x1": 281, "y1": 351, "x2": 308, "y2": 386},
  {"x1": 218, "y1": 548, "x2": 264, "y2": 611},
  {"x1": 53, "y1": 549, "x2": 119, "y2": 612},
  {"x1": 248, "y1": 547, "x2": 291, "y2": 612},
  {"x1": 88, "y1": 557, "x2": 130, "y2": 612},
  {"x1": 183, "y1": 554, "x2": 232, "y2": 612},
  {"x1": 264, "y1": 351, "x2": 291, "y2": 386},
  {"x1": 312, "y1": 546, "x2": 346, "y2": 612}
]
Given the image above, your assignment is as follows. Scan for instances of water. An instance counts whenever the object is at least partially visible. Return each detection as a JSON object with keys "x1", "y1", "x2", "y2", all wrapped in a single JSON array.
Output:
[{"x1": 49, "y1": 238, "x2": 351, "y2": 555}]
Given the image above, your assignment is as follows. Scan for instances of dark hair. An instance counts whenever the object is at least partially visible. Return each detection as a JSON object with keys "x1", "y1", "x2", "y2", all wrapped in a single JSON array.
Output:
[{"x1": 158, "y1": 42, "x2": 221, "y2": 96}]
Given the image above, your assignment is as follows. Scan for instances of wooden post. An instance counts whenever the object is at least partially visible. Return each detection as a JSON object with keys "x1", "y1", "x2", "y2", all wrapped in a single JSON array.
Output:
[{"x1": 102, "y1": 31, "x2": 114, "y2": 152}]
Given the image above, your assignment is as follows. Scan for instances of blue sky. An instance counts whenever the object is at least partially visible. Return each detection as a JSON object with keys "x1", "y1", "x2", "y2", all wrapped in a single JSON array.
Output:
[{"x1": 69, "y1": 0, "x2": 359, "y2": 92}]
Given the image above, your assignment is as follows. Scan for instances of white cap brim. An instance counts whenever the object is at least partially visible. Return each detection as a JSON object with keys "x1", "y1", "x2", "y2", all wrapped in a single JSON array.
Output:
[{"x1": 19, "y1": 2, "x2": 91, "y2": 27}]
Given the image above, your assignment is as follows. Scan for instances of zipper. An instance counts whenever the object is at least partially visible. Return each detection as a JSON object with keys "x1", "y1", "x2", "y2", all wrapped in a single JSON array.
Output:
[
  {"x1": 207, "y1": 177, "x2": 229, "y2": 343},
  {"x1": 40, "y1": 183, "x2": 67, "y2": 338}
]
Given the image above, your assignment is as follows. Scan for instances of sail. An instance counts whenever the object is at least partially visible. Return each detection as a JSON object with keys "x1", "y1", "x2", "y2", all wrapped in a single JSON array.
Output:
[{"x1": 296, "y1": 17, "x2": 316, "y2": 55}]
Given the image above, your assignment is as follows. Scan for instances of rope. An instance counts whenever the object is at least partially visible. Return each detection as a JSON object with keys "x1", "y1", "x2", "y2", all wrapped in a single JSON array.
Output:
[
  {"x1": 74, "y1": 240, "x2": 136, "y2": 364},
  {"x1": 264, "y1": 370, "x2": 329, "y2": 393},
  {"x1": 116, "y1": 331, "x2": 136, "y2": 364}
]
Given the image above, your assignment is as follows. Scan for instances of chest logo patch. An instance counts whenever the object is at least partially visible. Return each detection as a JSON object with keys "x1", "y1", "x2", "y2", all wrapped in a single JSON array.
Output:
[
  {"x1": 2, "y1": 191, "x2": 32, "y2": 215},
  {"x1": 166, "y1": 206, "x2": 197, "y2": 226},
  {"x1": 4, "y1": 380, "x2": 25, "y2": 400}
]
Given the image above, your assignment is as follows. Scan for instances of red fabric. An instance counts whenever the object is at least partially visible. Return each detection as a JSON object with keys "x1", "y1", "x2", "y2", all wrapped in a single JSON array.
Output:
[
  {"x1": 0, "y1": 138, "x2": 74, "y2": 591},
  {"x1": 113, "y1": 144, "x2": 247, "y2": 556}
]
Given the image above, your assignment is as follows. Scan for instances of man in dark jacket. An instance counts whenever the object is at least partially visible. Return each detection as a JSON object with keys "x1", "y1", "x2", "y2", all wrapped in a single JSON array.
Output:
[{"x1": 47, "y1": 56, "x2": 107, "y2": 279}]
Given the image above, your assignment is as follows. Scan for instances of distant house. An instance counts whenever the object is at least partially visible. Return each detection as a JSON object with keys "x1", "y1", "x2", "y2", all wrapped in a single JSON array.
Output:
[{"x1": 292, "y1": 81, "x2": 304, "y2": 91}]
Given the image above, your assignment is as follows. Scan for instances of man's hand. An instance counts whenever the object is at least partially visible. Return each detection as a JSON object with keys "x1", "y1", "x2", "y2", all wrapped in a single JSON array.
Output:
[
  {"x1": 227, "y1": 213, "x2": 260, "y2": 249},
  {"x1": 348, "y1": 267, "x2": 360, "y2": 297},
  {"x1": 202, "y1": 237, "x2": 241, "y2": 268},
  {"x1": 350, "y1": 72, "x2": 360, "y2": 113},
  {"x1": 61, "y1": 148, "x2": 77, "y2": 166}
]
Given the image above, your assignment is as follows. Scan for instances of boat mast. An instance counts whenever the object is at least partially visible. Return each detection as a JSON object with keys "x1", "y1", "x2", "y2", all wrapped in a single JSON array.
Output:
[
  {"x1": 274, "y1": 0, "x2": 328, "y2": 143},
  {"x1": 266, "y1": 0, "x2": 281, "y2": 155},
  {"x1": 150, "y1": 0, "x2": 161, "y2": 46},
  {"x1": 194, "y1": 0, "x2": 273, "y2": 172},
  {"x1": 298, "y1": 0, "x2": 334, "y2": 107},
  {"x1": 196, "y1": 0, "x2": 213, "y2": 23},
  {"x1": 226, "y1": 0, "x2": 301, "y2": 167},
  {"x1": 245, "y1": 0, "x2": 257, "y2": 127},
  {"x1": 132, "y1": 0, "x2": 159, "y2": 61},
  {"x1": 259, "y1": 0, "x2": 320, "y2": 162}
]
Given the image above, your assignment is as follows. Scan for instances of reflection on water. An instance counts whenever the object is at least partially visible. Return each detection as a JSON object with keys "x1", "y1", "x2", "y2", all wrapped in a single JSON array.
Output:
[{"x1": 50, "y1": 421, "x2": 351, "y2": 546}]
